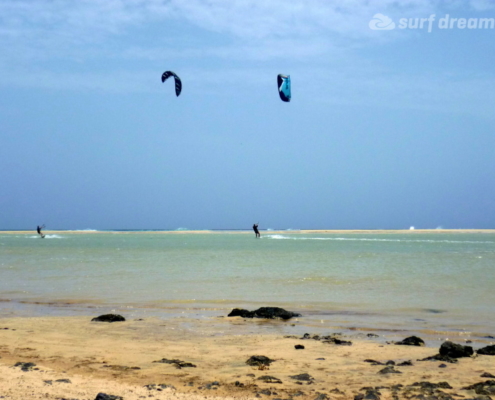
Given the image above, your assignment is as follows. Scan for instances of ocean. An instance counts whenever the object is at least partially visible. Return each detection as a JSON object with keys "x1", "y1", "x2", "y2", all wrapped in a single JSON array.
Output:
[{"x1": 1, "y1": 230, "x2": 494, "y2": 343}]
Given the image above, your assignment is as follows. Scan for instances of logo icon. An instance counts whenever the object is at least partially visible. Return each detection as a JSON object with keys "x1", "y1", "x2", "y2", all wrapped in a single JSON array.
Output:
[{"x1": 369, "y1": 13, "x2": 396, "y2": 30}]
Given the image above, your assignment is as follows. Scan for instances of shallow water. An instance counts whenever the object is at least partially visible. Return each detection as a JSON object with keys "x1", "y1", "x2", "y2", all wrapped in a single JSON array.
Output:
[{"x1": 1, "y1": 231, "x2": 494, "y2": 342}]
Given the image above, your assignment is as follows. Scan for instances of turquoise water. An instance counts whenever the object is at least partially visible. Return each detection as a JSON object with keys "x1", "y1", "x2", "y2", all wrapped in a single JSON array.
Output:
[{"x1": 1, "y1": 231, "x2": 494, "y2": 340}]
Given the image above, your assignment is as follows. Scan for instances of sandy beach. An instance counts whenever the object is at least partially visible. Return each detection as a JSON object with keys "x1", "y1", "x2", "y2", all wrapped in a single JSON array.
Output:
[{"x1": 1, "y1": 314, "x2": 494, "y2": 400}]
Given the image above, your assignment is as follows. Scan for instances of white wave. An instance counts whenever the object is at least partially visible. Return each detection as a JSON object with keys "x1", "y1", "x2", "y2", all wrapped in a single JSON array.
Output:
[
  {"x1": 264, "y1": 235, "x2": 493, "y2": 244},
  {"x1": 265, "y1": 235, "x2": 292, "y2": 239},
  {"x1": 25, "y1": 234, "x2": 64, "y2": 239}
]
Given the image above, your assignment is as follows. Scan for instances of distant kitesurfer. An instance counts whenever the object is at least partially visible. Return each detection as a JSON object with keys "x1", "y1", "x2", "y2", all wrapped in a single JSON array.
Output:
[
  {"x1": 37, "y1": 225, "x2": 45, "y2": 238},
  {"x1": 253, "y1": 223, "x2": 260, "y2": 238}
]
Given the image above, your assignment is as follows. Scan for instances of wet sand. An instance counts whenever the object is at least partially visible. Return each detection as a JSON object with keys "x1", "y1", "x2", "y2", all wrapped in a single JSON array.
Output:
[{"x1": 1, "y1": 315, "x2": 494, "y2": 400}]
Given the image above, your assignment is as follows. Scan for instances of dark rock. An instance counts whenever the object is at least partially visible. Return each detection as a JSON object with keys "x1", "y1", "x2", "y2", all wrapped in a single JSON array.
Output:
[
  {"x1": 94, "y1": 394, "x2": 123, "y2": 400},
  {"x1": 482, "y1": 373, "x2": 495, "y2": 378},
  {"x1": 323, "y1": 338, "x2": 352, "y2": 346},
  {"x1": 385, "y1": 360, "x2": 396, "y2": 366},
  {"x1": 478, "y1": 346, "x2": 495, "y2": 356},
  {"x1": 364, "y1": 359, "x2": 384, "y2": 365},
  {"x1": 145, "y1": 383, "x2": 175, "y2": 390},
  {"x1": 246, "y1": 356, "x2": 274, "y2": 367},
  {"x1": 419, "y1": 354, "x2": 458, "y2": 363},
  {"x1": 398, "y1": 360, "x2": 413, "y2": 366},
  {"x1": 295, "y1": 345, "x2": 305, "y2": 350},
  {"x1": 55, "y1": 379, "x2": 72, "y2": 383},
  {"x1": 259, "y1": 389, "x2": 272, "y2": 396},
  {"x1": 257, "y1": 376, "x2": 283, "y2": 384},
  {"x1": 153, "y1": 358, "x2": 196, "y2": 368},
  {"x1": 462, "y1": 381, "x2": 495, "y2": 395},
  {"x1": 228, "y1": 308, "x2": 254, "y2": 318},
  {"x1": 91, "y1": 314, "x2": 125, "y2": 323},
  {"x1": 14, "y1": 362, "x2": 36, "y2": 371},
  {"x1": 314, "y1": 393, "x2": 329, "y2": 400},
  {"x1": 102, "y1": 365, "x2": 140, "y2": 371},
  {"x1": 367, "y1": 333, "x2": 379, "y2": 338},
  {"x1": 289, "y1": 373, "x2": 314, "y2": 381},
  {"x1": 158, "y1": 382, "x2": 177, "y2": 390},
  {"x1": 378, "y1": 366, "x2": 401, "y2": 374},
  {"x1": 439, "y1": 341, "x2": 474, "y2": 358},
  {"x1": 228, "y1": 307, "x2": 301, "y2": 320},
  {"x1": 363, "y1": 389, "x2": 381, "y2": 400},
  {"x1": 410, "y1": 381, "x2": 453, "y2": 390},
  {"x1": 439, "y1": 364, "x2": 447, "y2": 368},
  {"x1": 395, "y1": 336, "x2": 425, "y2": 346},
  {"x1": 205, "y1": 383, "x2": 217, "y2": 390}
]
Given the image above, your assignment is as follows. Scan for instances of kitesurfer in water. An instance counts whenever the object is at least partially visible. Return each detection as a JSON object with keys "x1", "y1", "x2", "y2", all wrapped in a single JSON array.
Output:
[
  {"x1": 253, "y1": 223, "x2": 260, "y2": 238},
  {"x1": 37, "y1": 225, "x2": 45, "y2": 238}
]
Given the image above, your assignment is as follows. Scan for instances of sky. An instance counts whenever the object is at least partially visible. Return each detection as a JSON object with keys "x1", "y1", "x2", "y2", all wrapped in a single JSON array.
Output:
[{"x1": 1, "y1": 0, "x2": 494, "y2": 230}]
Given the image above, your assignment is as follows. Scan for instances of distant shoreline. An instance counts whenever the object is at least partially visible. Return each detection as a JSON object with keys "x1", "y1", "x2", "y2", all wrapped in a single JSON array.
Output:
[{"x1": 1, "y1": 229, "x2": 495, "y2": 234}]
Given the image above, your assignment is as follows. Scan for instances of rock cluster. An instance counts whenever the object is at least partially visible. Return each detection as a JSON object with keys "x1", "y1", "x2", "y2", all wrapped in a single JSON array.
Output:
[
  {"x1": 228, "y1": 307, "x2": 301, "y2": 320},
  {"x1": 91, "y1": 314, "x2": 126, "y2": 323}
]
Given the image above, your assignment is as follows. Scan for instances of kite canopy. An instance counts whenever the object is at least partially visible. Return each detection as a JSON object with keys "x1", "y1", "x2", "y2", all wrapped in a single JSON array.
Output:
[
  {"x1": 277, "y1": 74, "x2": 291, "y2": 102},
  {"x1": 161, "y1": 71, "x2": 182, "y2": 97}
]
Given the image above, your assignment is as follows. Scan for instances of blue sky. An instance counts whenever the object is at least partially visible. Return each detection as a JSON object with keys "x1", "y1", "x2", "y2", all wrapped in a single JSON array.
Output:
[{"x1": 1, "y1": 0, "x2": 494, "y2": 230}]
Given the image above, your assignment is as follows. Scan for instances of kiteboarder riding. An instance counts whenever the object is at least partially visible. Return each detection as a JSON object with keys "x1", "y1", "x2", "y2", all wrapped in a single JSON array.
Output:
[
  {"x1": 253, "y1": 223, "x2": 260, "y2": 238},
  {"x1": 37, "y1": 225, "x2": 45, "y2": 238}
]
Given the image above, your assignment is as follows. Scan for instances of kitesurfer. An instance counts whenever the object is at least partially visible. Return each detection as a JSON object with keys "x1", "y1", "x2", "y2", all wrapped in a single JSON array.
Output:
[
  {"x1": 253, "y1": 223, "x2": 260, "y2": 238},
  {"x1": 37, "y1": 225, "x2": 45, "y2": 238}
]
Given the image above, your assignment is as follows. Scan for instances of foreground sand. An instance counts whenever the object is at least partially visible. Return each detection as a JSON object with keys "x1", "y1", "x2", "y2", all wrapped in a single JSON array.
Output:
[{"x1": 1, "y1": 315, "x2": 494, "y2": 400}]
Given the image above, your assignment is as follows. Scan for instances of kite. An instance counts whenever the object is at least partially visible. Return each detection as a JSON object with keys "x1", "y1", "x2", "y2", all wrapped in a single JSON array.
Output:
[
  {"x1": 277, "y1": 74, "x2": 291, "y2": 102},
  {"x1": 161, "y1": 71, "x2": 182, "y2": 97}
]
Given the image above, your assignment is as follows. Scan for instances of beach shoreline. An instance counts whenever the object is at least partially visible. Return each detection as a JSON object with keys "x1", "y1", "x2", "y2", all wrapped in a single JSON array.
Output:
[
  {"x1": 1, "y1": 314, "x2": 494, "y2": 400},
  {"x1": 2, "y1": 229, "x2": 495, "y2": 235},
  {"x1": 2, "y1": 230, "x2": 494, "y2": 399}
]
